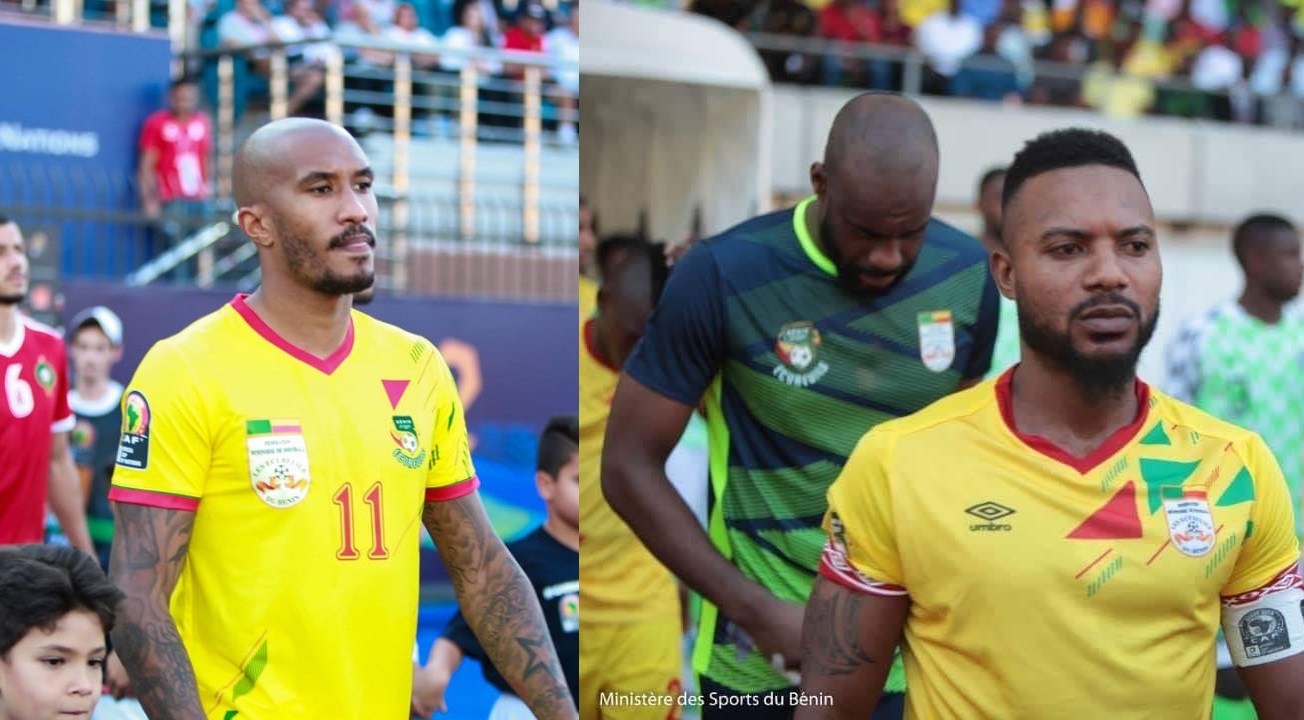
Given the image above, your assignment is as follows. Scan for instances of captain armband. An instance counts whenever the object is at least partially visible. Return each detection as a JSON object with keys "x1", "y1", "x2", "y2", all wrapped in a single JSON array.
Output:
[{"x1": 1221, "y1": 565, "x2": 1304, "y2": 667}]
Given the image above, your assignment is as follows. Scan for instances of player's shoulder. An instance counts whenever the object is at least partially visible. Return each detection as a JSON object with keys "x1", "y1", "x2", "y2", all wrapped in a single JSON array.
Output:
[
  {"x1": 1150, "y1": 386, "x2": 1262, "y2": 449},
  {"x1": 863, "y1": 377, "x2": 999, "y2": 446},
  {"x1": 20, "y1": 316, "x2": 66, "y2": 349},
  {"x1": 922, "y1": 216, "x2": 986, "y2": 264},
  {"x1": 1175, "y1": 300, "x2": 1237, "y2": 337},
  {"x1": 141, "y1": 302, "x2": 243, "y2": 368},
  {"x1": 351, "y1": 310, "x2": 435, "y2": 354},
  {"x1": 698, "y1": 204, "x2": 799, "y2": 260}
]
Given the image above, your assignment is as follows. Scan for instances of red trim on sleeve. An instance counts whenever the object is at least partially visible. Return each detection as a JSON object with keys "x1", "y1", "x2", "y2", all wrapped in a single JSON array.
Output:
[
  {"x1": 584, "y1": 319, "x2": 620, "y2": 372},
  {"x1": 995, "y1": 367, "x2": 1151, "y2": 474},
  {"x1": 817, "y1": 540, "x2": 907, "y2": 597},
  {"x1": 230, "y1": 294, "x2": 354, "y2": 375},
  {"x1": 426, "y1": 476, "x2": 479, "y2": 503},
  {"x1": 1222, "y1": 564, "x2": 1304, "y2": 608},
  {"x1": 108, "y1": 486, "x2": 201, "y2": 512}
]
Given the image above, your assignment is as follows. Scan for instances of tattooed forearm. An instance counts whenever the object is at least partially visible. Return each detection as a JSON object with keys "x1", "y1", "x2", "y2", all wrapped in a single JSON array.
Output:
[
  {"x1": 109, "y1": 503, "x2": 206, "y2": 720},
  {"x1": 794, "y1": 578, "x2": 907, "y2": 720},
  {"x1": 424, "y1": 496, "x2": 576, "y2": 719},
  {"x1": 801, "y1": 581, "x2": 880, "y2": 677}
]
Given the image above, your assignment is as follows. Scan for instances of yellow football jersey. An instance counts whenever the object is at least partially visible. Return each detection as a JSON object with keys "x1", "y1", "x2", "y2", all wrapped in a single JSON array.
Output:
[
  {"x1": 578, "y1": 318, "x2": 678, "y2": 625},
  {"x1": 109, "y1": 294, "x2": 477, "y2": 719},
  {"x1": 823, "y1": 369, "x2": 1300, "y2": 720},
  {"x1": 579, "y1": 274, "x2": 597, "y2": 322}
]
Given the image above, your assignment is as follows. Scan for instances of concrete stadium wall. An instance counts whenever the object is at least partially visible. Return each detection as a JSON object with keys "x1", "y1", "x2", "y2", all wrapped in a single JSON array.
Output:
[{"x1": 770, "y1": 85, "x2": 1304, "y2": 228}]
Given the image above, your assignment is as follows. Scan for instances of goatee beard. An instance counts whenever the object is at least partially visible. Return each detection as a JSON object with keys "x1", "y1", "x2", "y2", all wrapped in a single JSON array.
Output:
[{"x1": 0, "y1": 294, "x2": 24, "y2": 306}]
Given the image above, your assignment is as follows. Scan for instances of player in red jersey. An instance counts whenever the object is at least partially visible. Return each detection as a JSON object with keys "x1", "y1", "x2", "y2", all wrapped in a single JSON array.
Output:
[{"x1": 0, "y1": 215, "x2": 92, "y2": 554}]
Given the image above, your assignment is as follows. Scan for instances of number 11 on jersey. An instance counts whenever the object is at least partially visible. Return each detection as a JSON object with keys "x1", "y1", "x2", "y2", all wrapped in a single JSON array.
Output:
[{"x1": 334, "y1": 482, "x2": 389, "y2": 560}]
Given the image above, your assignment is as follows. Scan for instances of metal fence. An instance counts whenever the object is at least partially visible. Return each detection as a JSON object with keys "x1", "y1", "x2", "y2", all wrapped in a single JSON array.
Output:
[{"x1": 1, "y1": 161, "x2": 577, "y2": 300}]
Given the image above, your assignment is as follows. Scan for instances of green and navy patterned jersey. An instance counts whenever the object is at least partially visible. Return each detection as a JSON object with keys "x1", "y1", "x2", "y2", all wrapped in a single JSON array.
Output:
[
  {"x1": 1166, "y1": 301, "x2": 1304, "y2": 536},
  {"x1": 623, "y1": 196, "x2": 998, "y2": 692}
]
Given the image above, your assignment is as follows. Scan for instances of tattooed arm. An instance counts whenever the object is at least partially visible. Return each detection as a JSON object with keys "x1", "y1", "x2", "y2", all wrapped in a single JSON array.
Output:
[
  {"x1": 794, "y1": 577, "x2": 909, "y2": 720},
  {"x1": 108, "y1": 503, "x2": 206, "y2": 720},
  {"x1": 423, "y1": 493, "x2": 576, "y2": 720}
]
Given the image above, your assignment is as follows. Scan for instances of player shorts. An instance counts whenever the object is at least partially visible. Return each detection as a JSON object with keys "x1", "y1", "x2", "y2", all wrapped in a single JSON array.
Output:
[{"x1": 581, "y1": 616, "x2": 684, "y2": 720}]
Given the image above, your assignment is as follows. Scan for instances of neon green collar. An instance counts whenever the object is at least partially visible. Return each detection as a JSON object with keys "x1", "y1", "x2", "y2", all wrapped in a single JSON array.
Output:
[{"x1": 792, "y1": 195, "x2": 837, "y2": 277}]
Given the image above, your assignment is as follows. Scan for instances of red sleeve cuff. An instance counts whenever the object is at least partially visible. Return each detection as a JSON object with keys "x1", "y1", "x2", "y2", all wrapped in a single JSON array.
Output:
[
  {"x1": 108, "y1": 486, "x2": 201, "y2": 512},
  {"x1": 425, "y1": 476, "x2": 479, "y2": 503},
  {"x1": 818, "y1": 545, "x2": 908, "y2": 597},
  {"x1": 1222, "y1": 563, "x2": 1304, "y2": 608}
]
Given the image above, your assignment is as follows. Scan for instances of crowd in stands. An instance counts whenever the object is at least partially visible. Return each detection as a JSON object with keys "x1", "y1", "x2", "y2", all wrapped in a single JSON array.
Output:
[
  {"x1": 203, "y1": 0, "x2": 578, "y2": 140},
  {"x1": 689, "y1": 0, "x2": 1304, "y2": 126}
]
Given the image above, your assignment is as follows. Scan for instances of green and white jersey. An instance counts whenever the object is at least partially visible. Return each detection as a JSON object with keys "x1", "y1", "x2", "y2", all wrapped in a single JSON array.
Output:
[
  {"x1": 985, "y1": 293, "x2": 1021, "y2": 380},
  {"x1": 1166, "y1": 300, "x2": 1304, "y2": 535}
]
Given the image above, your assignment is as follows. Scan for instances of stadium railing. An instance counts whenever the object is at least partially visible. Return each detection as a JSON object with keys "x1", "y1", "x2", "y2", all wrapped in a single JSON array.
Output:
[{"x1": 742, "y1": 31, "x2": 1266, "y2": 122}]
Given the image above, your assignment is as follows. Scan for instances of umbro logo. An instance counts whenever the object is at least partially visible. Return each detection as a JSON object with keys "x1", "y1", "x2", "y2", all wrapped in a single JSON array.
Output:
[{"x1": 966, "y1": 501, "x2": 1015, "y2": 532}]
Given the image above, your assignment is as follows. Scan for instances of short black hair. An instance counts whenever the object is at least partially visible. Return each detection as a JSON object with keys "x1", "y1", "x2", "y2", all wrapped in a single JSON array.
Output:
[
  {"x1": 595, "y1": 234, "x2": 645, "y2": 280},
  {"x1": 0, "y1": 213, "x2": 11, "y2": 226},
  {"x1": 0, "y1": 544, "x2": 123, "y2": 658},
  {"x1": 978, "y1": 166, "x2": 1007, "y2": 196},
  {"x1": 537, "y1": 414, "x2": 578, "y2": 477},
  {"x1": 170, "y1": 76, "x2": 197, "y2": 91},
  {"x1": 1232, "y1": 213, "x2": 1296, "y2": 267},
  {"x1": 1002, "y1": 128, "x2": 1143, "y2": 211}
]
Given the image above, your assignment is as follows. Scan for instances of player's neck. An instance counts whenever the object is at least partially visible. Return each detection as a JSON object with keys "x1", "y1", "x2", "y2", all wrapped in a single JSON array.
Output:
[
  {"x1": 1007, "y1": 358, "x2": 1139, "y2": 458},
  {"x1": 244, "y1": 284, "x2": 352, "y2": 360},
  {"x1": 0, "y1": 304, "x2": 17, "y2": 345},
  {"x1": 588, "y1": 316, "x2": 618, "y2": 369},
  {"x1": 1238, "y1": 288, "x2": 1284, "y2": 324},
  {"x1": 543, "y1": 515, "x2": 578, "y2": 551},
  {"x1": 75, "y1": 376, "x2": 111, "y2": 401}
]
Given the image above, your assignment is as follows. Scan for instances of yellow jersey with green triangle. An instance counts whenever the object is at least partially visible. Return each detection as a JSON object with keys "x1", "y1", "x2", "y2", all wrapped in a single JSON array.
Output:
[{"x1": 824, "y1": 369, "x2": 1300, "y2": 719}]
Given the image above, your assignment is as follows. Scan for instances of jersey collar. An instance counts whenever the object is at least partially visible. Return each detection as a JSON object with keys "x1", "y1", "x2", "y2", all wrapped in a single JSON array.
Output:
[
  {"x1": 230, "y1": 294, "x2": 355, "y2": 375},
  {"x1": 995, "y1": 365, "x2": 1152, "y2": 475},
  {"x1": 792, "y1": 195, "x2": 838, "y2": 277}
]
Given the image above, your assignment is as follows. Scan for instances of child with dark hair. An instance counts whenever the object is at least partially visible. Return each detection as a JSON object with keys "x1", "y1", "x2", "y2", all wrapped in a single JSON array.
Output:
[
  {"x1": 0, "y1": 544, "x2": 123, "y2": 720},
  {"x1": 411, "y1": 415, "x2": 579, "y2": 720}
]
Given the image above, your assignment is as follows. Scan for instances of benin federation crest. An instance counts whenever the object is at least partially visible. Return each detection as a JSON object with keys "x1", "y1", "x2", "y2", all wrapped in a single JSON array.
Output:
[
  {"x1": 773, "y1": 321, "x2": 830, "y2": 388},
  {"x1": 558, "y1": 593, "x2": 579, "y2": 633},
  {"x1": 1163, "y1": 488, "x2": 1216, "y2": 557},
  {"x1": 391, "y1": 415, "x2": 427, "y2": 469},
  {"x1": 246, "y1": 419, "x2": 311, "y2": 509},
  {"x1": 917, "y1": 310, "x2": 956, "y2": 373},
  {"x1": 33, "y1": 356, "x2": 56, "y2": 396}
]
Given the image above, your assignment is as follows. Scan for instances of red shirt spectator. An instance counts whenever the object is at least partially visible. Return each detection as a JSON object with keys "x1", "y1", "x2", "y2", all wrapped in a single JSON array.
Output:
[
  {"x1": 820, "y1": 0, "x2": 881, "y2": 42},
  {"x1": 138, "y1": 78, "x2": 212, "y2": 213},
  {"x1": 504, "y1": 1, "x2": 546, "y2": 78}
]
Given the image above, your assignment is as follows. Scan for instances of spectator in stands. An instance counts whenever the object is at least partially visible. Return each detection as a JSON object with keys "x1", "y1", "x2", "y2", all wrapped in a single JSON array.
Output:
[
  {"x1": 817, "y1": 0, "x2": 882, "y2": 88},
  {"x1": 65, "y1": 307, "x2": 125, "y2": 573},
  {"x1": 546, "y1": 3, "x2": 578, "y2": 145},
  {"x1": 503, "y1": 1, "x2": 546, "y2": 76},
  {"x1": 137, "y1": 77, "x2": 213, "y2": 278},
  {"x1": 1028, "y1": 31, "x2": 1089, "y2": 106},
  {"x1": 385, "y1": 2, "x2": 445, "y2": 136},
  {"x1": 219, "y1": 0, "x2": 324, "y2": 116},
  {"x1": 440, "y1": 0, "x2": 506, "y2": 134},
  {"x1": 915, "y1": 0, "x2": 983, "y2": 95},
  {"x1": 1081, "y1": 23, "x2": 1158, "y2": 118},
  {"x1": 335, "y1": 1, "x2": 396, "y2": 135},
  {"x1": 1190, "y1": 34, "x2": 1245, "y2": 120},
  {"x1": 453, "y1": 0, "x2": 506, "y2": 45},
  {"x1": 340, "y1": 0, "x2": 399, "y2": 28},
  {"x1": 272, "y1": 0, "x2": 341, "y2": 70},
  {"x1": 950, "y1": 23, "x2": 1024, "y2": 101}
]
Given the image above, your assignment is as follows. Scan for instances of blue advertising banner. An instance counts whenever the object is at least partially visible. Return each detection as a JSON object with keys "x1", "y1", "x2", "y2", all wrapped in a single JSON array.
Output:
[{"x1": 0, "y1": 20, "x2": 171, "y2": 276}]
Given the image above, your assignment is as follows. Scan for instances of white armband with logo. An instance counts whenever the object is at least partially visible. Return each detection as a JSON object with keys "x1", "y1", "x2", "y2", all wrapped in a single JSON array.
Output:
[{"x1": 1221, "y1": 566, "x2": 1304, "y2": 667}]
